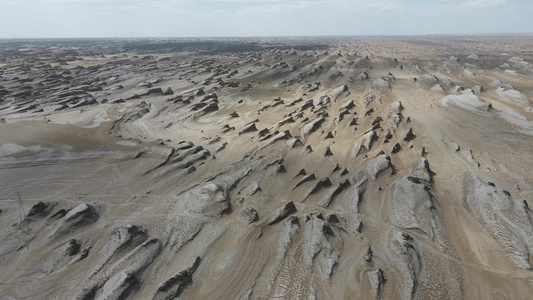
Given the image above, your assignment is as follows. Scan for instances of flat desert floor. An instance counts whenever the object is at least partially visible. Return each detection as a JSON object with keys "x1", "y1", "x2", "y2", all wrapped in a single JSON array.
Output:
[{"x1": 1, "y1": 36, "x2": 533, "y2": 299}]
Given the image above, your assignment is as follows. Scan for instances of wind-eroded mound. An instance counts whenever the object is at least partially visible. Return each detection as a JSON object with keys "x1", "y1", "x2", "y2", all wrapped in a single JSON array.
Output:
[
  {"x1": 437, "y1": 92, "x2": 491, "y2": 113},
  {"x1": 1, "y1": 37, "x2": 533, "y2": 300}
]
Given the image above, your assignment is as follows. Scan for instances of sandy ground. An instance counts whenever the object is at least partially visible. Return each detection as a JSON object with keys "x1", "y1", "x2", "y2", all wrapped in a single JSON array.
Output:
[{"x1": 1, "y1": 36, "x2": 533, "y2": 299}]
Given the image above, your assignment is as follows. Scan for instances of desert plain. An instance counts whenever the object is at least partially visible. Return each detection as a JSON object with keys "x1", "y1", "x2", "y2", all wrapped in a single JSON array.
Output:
[{"x1": 1, "y1": 36, "x2": 533, "y2": 299}]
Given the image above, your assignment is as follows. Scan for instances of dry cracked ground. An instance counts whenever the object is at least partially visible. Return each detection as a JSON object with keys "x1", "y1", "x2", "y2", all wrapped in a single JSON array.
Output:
[{"x1": 1, "y1": 36, "x2": 533, "y2": 299}]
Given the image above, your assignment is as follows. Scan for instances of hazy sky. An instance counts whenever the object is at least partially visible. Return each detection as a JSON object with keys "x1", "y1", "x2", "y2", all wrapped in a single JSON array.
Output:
[{"x1": 0, "y1": 0, "x2": 532, "y2": 38}]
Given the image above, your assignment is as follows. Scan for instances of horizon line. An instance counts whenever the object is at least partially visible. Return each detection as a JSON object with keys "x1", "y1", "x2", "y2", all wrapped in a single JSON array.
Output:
[{"x1": 1, "y1": 32, "x2": 533, "y2": 40}]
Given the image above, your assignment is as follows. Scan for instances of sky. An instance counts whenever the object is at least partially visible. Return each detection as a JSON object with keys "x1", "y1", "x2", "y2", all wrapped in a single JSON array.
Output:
[{"x1": 0, "y1": 0, "x2": 531, "y2": 38}]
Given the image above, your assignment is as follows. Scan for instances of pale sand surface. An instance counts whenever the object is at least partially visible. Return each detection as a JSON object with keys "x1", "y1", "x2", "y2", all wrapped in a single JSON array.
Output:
[{"x1": 1, "y1": 36, "x2": 533, "y2": 299}]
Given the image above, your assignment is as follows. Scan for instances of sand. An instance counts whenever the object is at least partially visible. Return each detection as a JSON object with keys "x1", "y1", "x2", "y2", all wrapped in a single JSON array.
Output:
[{"x1": 1, "y1": 36, "x2": 533, "y2": 299}]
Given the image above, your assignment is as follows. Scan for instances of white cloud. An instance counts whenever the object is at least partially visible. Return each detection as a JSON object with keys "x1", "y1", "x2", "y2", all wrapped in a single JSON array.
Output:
[{"x1": 459, "y1": 0, "x2": 506, "y2": 9}]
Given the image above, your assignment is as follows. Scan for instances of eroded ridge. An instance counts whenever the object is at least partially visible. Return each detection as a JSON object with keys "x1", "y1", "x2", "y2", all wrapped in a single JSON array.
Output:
[{"x1": 1, "y1": 36, "x2": 533, "y2": 299}]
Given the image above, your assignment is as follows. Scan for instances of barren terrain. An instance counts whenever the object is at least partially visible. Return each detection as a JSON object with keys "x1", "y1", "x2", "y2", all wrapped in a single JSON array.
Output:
[{"x1": 1, "y1": 36, "x2": 533, "y2": 299}]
